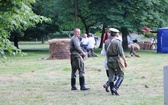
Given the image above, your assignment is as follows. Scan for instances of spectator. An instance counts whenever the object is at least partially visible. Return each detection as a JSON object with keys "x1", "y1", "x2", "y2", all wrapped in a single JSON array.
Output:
[
  {"x1": 87, "y1": 34, "x2": 95, "y2": 57},
  {"x1": 81, "y1": 34, "x2": 89, "y2": 52}
]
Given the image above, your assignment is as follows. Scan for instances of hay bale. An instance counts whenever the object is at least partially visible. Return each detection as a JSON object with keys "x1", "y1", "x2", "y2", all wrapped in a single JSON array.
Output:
[{"x1": 48, "y1": 39, "x2": 70, "y2": 59}]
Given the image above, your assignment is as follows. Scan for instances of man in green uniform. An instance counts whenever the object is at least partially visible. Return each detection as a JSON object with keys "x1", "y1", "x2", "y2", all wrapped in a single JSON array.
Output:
[
  {"x1": 70, "y1": 28, "x2": 90, "y2": 91},
  {"x1": 105, "y1": 28, "x2": 128, "y2": 95}
]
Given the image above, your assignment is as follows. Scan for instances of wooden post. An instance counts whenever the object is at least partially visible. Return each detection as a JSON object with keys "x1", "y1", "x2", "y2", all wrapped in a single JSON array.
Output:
[{"x1": 164, "y1": 66, "x2": 168, "y2": 105}]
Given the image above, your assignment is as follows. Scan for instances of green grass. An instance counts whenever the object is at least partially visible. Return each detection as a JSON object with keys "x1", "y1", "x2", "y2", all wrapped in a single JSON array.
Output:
[{"x1": 0, "y1": 44, "x2": 167, "y2": 105}]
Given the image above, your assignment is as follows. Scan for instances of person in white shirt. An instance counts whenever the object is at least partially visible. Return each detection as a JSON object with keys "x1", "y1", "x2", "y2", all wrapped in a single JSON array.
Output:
[
  {"x1": 87, "y1": 34, "x2": 95, "y2": 57},
  {"x1": 81, "y1": 34, "x2": 89, "y2": 52}
]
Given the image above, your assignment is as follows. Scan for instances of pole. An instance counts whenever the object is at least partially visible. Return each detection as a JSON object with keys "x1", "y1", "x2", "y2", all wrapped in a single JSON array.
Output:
[{"x1": 164, "y1": 66, "x2": 168, "y2": 105}]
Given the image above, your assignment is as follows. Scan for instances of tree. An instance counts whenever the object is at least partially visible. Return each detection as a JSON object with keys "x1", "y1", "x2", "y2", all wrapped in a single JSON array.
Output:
[
  {"x1": 89, "y1": 0, "x2": 115, "y2": 48},
  {"x1": 90, "y1": 0, "x2": 168, "y2": 50},
  {"x1": 10, "y1": 29, "x2": 24, "y2": 49},
  {"x1": 0, "y1": 0, "x2": 48, "y2": 62},
  {"x1": 28, "y1": 0, "x2": 59, "y2": 43},
  {"x1": 57, "y1": 0, "x2": 96, "y2": 34}
]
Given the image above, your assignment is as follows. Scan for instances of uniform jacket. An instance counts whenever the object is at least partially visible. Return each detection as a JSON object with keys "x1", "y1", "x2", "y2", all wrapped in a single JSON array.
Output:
[
  {"x1": 105, "y1": 37, "x2": 124, "y2": 58},
  {"x1": 70, "y1": 35, "x2": 85, "y2": 55}
]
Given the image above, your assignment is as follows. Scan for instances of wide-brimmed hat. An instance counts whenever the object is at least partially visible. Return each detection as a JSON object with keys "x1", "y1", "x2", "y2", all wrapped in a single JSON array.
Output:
[{"x1": 109, "y1": 28, "x2": 119, "y2": 33}]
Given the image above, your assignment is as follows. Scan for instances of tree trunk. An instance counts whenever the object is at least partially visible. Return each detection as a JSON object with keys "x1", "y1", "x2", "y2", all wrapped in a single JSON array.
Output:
[
  {"x1": 14, "y1": 35, "x2": 19, "y2": 49},
  {"x1": 41, "y1": 37, "x2": 45, "y2": 44},
  {"x1": 85, "y1": 27, "x2": 89, "y2": 35},
  {"x1": 74, "y1": 0, "x2": 78, "y2": 24},
  {"x1": 98, "y1": 24, "x2": 106, "y2": 48},
  {"x1": 121, "y1": 27, "x2": 129, "y2": 51}
]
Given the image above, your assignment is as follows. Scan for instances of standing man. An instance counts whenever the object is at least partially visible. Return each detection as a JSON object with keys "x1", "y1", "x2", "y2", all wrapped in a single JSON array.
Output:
[
  {"x1": 70, "y1": 28, "x2": 90, "y2": 91},
  {"x1": 87, "y1": 34, "x2": 95, "y2": 57},
  {"x1": 105, "y1": 28, "x2": 128, "y2": 96}
]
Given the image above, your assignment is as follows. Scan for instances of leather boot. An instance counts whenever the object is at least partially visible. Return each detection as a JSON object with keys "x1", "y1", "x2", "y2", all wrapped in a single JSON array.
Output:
[
  {"x1": 113, "y1": 77, "x2": 124, "y2": 96},
  {"x1": 103, "y1": 81, "x2": 109, "y2": 92},
  {"x1": 103, "y1": 70, "x2": 110, "y2": 92},
  {"x1": 79, "y1": 77, "x2": 90, "y2": 90},
  {"x1": 114, "y1": 77, "x2": 123, "y2": 90},
  {"x1": 114, "y1": 70, "x2": 118, "y2": 81},
  {"x1": 109, "y1": 82, "x2": 115, "y2": 95},
  {"x1": 71, "y1": 78, "x2": 77, "y2": 90}
]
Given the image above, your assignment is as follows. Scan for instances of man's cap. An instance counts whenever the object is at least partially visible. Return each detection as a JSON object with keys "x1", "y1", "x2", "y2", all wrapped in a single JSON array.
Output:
[{"x1": 109, "y1": 28, "x2": 119, "y2": 33}]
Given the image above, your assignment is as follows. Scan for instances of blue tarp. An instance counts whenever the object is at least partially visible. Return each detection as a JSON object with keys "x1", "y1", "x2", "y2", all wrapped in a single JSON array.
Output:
[{"x1": 157, "y1": 27, "x2": 168, "y2": 53}]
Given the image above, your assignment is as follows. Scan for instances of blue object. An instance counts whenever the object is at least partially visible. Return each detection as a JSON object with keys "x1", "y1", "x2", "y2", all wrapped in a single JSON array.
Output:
[{"x1": 157, "y1": 27, "x2": 168, "y2": 53}]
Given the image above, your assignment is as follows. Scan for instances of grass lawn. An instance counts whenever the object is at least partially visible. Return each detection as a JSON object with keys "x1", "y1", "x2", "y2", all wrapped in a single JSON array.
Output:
[{"x1": 0, "y1": 43, "x2": 167, "y2": 105}]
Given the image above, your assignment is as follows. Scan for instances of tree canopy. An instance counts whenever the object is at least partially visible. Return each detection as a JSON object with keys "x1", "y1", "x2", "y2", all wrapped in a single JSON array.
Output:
[
  {"x1": 0, "y1": 0, "x2": 48, "y2": 62},
  {"x1": 56, "y1": 0, "x2": 168, "y2": 49},
  {"x1": 89, "y1": 0, "x2": 168, "y2": 49}
]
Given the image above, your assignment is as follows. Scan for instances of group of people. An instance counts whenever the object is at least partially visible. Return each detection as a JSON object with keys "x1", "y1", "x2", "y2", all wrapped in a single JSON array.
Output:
[
  {"x1": 80, "y1": 33, "x2": 96, "y2": 57},
  {"x1": 70, "y1": 27, "x2": 128, "y2": 96}
]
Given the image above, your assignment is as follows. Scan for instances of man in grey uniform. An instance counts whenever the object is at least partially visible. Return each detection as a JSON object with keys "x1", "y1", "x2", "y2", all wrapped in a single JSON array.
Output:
[
  {"x1": 70, "y1": 28, "x2": 90, "y2": 91},
  {"x1": 105, "y1": 28, "x2": 127, "y2": 95}
]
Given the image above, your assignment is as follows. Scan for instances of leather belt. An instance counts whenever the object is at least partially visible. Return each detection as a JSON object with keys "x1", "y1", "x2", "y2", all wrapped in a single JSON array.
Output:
[{"x1": 107, "y1": 55, "x2": 118, "y2": 57}]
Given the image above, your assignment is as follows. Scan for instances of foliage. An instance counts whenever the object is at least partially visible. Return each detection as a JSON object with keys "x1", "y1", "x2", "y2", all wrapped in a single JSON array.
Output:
[
  {"x1": 144, "y1": 33, "x2": 156, "y2": 39},
  {"x1": 57, "y1": 0, "x2": 97, "y2": 34},
  {"x1": 99, "y1": 0, "x2": 168, "y2": 32},
  {"x1": 24, "y1": 0, "x2": 59, "y2": 41},
  {"x1": 89, "y1": 0, "x2": 168, "y2": 49},
  {"x1": 0, "y1": 0, "x2": 48, "y2": 62}
]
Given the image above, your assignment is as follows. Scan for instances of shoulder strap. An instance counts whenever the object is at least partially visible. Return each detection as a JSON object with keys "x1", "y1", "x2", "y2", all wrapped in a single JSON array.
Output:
[
  {"x1": 106, "y1": 39, "x2": 116, "y2": 54},
  {"x1": 106, "y1": 40, "x2": 112, "y2": 52},
  {"x1": 106, "y1": 39, "x2": 117, "y2": 54}
]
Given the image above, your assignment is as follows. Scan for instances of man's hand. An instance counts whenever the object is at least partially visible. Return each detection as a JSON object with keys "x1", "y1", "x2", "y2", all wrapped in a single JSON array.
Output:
[
  {"x1": 81, "y1": 52, "x2": 86, "y2": 58},
  {"x1": 124, "y1": 62, "x2": 128, "y2": 67},
  {"x1": 83, "y1": 53, "x2": 86, "y2": 57}
]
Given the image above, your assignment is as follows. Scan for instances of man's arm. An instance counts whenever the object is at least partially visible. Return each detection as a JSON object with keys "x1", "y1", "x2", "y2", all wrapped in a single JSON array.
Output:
[
  {"x1": 121, "y1": 55, "x2": 128, "y2": 67},
  {"x1": 73, "y1": 37, "x2": 85, "y2": 56},
  {"x1": 117, "y1": 41, "x2": 128, "y2": 67}
]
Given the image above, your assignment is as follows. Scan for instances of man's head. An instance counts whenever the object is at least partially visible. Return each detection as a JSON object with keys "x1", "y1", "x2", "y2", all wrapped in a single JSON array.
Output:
[
  {"x1": 105, "y1": 28, "x2": 109, "y2": 33},
  {"x1": 74, "y1": 28, "x2": 80, "y2": 37},
  {"x1": 82, "y1": 34, "x2": 87, "y2": 38},
  {"x1": 109, "y1": 28, "x2": 119, "y2": 37}
]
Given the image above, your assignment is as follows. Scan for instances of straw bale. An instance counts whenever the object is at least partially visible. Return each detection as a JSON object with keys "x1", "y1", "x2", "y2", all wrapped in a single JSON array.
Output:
[{"x1": 48, "y1": 39, "x2": 70, "y2": 59}]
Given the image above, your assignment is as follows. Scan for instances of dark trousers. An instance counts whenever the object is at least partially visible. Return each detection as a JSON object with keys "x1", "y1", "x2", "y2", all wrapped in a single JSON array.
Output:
[{"x1": 71, "y1": 54, "x2": 85, "y2": 78}]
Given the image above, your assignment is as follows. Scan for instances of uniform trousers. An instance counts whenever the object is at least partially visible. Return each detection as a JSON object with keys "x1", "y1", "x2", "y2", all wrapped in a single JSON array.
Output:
[
  {"x1": 71, "y1": 54, "x2": 85, "y2": 78},
  {"x1": 107, "y1": 57, "x2": 124, "y2": 82}
]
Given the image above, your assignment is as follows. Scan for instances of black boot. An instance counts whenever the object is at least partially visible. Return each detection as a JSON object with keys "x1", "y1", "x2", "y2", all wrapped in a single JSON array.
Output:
[
  {"x1": 103, "y1": 81, "x2": 109, "y2": 92},
  {"x1": 109, "y1": 82, "x2": 115, "y2": 95},
  {"x1": 114, "y1": 77, "x2": 123, "y2": 90},
  {"x1": 112, "y1": 87, "x2": 119, "y2": 96},
  {"x1": 114, "y1": 69, "x2": 118, "y2": 81},
  {"x1": 103, "y1": 70, "x2": 110, "y2": 92},
  {"x1": 79, "y1": 77, "x2": 90, "y2": 90},
  {"x1": 71, "y1": 78, "x2": 77, "y2": 90},
  {"x1": 113, "y1": 77, "x2": 124, "y2": 96}
]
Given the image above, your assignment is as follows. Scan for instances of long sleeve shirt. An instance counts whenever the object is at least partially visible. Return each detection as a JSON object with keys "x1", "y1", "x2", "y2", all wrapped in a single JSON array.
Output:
[{"x1": 70, "y1": 35, "x2": 85, "y2": 55}]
